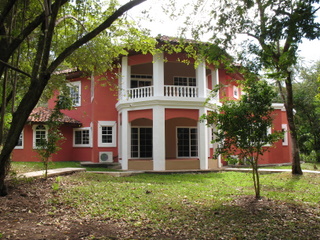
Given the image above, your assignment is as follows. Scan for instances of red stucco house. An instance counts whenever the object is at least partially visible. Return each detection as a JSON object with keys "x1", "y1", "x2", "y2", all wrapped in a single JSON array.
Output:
[{"x1": 12, "y1": 37, "x2": 292, "y2": 170}]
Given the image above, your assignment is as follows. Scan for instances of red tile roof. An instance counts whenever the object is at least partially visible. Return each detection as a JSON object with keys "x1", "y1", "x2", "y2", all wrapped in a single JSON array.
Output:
[{"x1": 28, "y1": 107, "x2": 82, "y2": 126}]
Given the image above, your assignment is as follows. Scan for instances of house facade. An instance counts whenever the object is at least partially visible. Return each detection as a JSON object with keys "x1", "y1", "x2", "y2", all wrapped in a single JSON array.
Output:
[{"x1": 12, "y1": 43, "x2": 292, "y2": 170}]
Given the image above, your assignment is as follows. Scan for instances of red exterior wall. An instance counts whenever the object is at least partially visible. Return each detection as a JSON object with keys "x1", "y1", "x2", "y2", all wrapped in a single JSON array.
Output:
[{"x1": 12, "y1": 52, "x2": 292, "y2": 167}]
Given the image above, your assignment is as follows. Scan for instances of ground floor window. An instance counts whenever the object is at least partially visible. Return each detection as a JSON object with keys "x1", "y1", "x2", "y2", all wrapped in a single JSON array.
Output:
[
  {"x1": 177, "y1": 127, "x2": 198, "y2": 157},
  {"x1": 33, "y1": 124, "x2": 48, "y2": 148},
  {"x1": 98, "y1": 121, "x2": 116, "y2": 147},
  {"x1": 73, "y1": 127, "x2": 91, "y2": 147},
  {"x1": 15, "y1": 131, "x2": 24, "y2": 149},
  {"x1": 131, "y1": 127, "x2": 152, "y2": 158}
]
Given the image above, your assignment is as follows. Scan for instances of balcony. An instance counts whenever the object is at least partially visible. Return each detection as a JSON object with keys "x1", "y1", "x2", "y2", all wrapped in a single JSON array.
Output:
[
  {"x1": 126, "y1": 85, "x2": 200, "y2": 100},
  {"x1": 118, "y1": 85, "x2": 219, "y2": 106}
]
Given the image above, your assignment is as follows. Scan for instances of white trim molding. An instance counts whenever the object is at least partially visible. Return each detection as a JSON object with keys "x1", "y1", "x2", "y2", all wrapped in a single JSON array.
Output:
[
  {"x1": 98, "y1": 121, "x2": 117, "y2": 147},
  {"x1": 73, "y1": 127, "x2": 92, "y2": 147}
]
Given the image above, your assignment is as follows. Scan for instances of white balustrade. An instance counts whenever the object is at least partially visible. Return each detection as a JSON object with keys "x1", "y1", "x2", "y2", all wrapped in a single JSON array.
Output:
[
  {"x1": 127, "y1": 86, "x2": 154, "y2": 99},
  {"x1": 126, "y1": 85, "x2": 205, "y2": 100},
  {"x1": 164, "y1": 85, "x2": 198, "y2": 98}
]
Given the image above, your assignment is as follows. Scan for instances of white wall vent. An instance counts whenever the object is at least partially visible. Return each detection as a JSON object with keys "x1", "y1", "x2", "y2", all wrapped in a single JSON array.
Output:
[{"x1": 99, "y1": 152, "x2": 113, "y2": 163}]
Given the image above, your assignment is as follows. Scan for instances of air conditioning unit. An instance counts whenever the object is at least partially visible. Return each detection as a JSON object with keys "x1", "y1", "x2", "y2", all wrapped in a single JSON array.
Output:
[{"x1": 99, "y1": 152, "x2": 113, "y2": 163}]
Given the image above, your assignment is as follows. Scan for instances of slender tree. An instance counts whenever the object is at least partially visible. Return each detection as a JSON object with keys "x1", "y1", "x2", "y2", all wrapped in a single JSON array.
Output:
[
  {"x1": 0, "y1": 0, "x2": 148, "y2": 196},
  {"x1": 189, "y1": 0, "x2": 320, "y2": 174},
  {"x1": 202, "y1": 79, "x2": 283, "y2": 199}
]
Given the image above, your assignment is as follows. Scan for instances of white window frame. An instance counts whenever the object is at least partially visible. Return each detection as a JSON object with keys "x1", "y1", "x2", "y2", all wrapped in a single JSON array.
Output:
[
  {"x1": 233, "y1": 85, "x2": 239, "y2": 99},
  {"x1": 15, "y1": 130, "x2": 24, "y2": 149},
  {"x1": 67, "y1": 81, "x2": 81, "y2": 107},
  {"x1": 263, "y1": 127, "x2": 272, "y2": 147},
  {"x1": 282, "y1": 124, "x2": 288, "y2": 146},
  {"x1": 32, "y1": 124, "x2": 48, "y2": 149},
  {"x1": 73, "y1": 127, "x2": 92, "y2": 147},
  {"x1": 174, "y1": 76, "x2": 197, "y2": 86},
  {"x1": 130, "y1": 75, "x2": 153, "y2": 88},
  {"x1": 98, "y1": 121, "x2": 117, "y2": 147}
]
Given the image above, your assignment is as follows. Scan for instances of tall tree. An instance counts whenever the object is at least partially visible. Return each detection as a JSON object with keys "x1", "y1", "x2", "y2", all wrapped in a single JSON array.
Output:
[
  {"x1": 294, "y1": 61, "x2": 320, "y2": 162},
  {"x1": 0, "y1": 0, "x2": 149, "y2": 196},
  {"x1": 189, "y1": 0, "x2": 320, "y2": 174}
]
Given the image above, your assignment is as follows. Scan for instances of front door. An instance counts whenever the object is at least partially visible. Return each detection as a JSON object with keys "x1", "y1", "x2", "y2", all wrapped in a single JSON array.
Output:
[{"x1": 177, "y1": 127, "x2": 198, "y2": 157}]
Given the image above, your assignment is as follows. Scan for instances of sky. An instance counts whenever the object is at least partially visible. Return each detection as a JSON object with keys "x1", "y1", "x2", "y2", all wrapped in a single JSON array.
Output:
[{"x1": 123, "y1": 0, "x2": 320, "y2": 64}]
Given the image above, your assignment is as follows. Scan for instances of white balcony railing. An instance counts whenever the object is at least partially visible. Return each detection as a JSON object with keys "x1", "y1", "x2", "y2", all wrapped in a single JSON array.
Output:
[
  {"x1": 127, "y1": 86, "x2": 154, "y2": 99},
  {"x1": 125, "y1": 85, "x2": 208, "y2": 100},
  {"x1": 164, "y1": 85, "x2": 198, "y2": 98}
]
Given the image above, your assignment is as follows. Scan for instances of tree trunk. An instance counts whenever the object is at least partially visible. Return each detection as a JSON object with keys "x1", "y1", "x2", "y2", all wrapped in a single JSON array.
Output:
[
  {"x1": 285, "y1": 73, "x2": 303, "y2": 175},
  {"x1": 0, "y1": 77, "x2": 50, "y2": 196}
]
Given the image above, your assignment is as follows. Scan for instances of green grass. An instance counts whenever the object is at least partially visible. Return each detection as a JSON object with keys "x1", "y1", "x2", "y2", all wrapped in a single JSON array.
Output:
[
  {"x1": 10, "y1": 161, "x2": 120, "y2": 173},
  {"x1": 52, "y1": 171, "x2": 320, "y2": 239},
  {"x1": 260, "y1": 162, "x2": 320, "y2": 170}
]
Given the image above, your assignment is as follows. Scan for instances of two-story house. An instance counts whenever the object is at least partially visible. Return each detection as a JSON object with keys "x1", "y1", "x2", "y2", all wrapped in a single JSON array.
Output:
[{"x1": 12, "y1": 37, "x2": 292, "y2": 170}]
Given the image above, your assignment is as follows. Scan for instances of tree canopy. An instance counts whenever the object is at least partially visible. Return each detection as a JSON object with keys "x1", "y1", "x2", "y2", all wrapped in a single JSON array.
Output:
[
  {"x1": 185, "y1": 0, "x2": 320, "y2": 175},
  {"x1": 0, "y1": 0, "x2": 152, "y2": 196}
]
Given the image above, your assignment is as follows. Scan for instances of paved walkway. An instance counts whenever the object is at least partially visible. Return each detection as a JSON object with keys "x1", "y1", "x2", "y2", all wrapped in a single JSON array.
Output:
[
  {"x1": 17, "y1": 167, "x2": 320, "y2": 179},
  {"x1": 18, "y1": 167, "x2": 86, "y2": 178}
]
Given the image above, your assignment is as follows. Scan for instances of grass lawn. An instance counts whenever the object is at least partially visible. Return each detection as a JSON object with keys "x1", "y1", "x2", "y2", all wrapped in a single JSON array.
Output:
[
  {"x1": 4, "y1": 162, "x2": 320, "y2": 239},
  {"x1": 10, "y1": 161, "x2": 120, "y2": 173},
  {"x1": 50, "y1": 171, "x2": 320, "y2": 239}
]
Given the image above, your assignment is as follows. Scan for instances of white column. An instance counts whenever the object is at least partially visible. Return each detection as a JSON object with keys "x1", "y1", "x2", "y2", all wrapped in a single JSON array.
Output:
[
  {"x1": 121, "y1": 56, "x2": 131, "y2": 100},
  {"x1": 199, "y1": 107, "x2": 209, "y2": 169},
  {"x1": 212, "y1": 69, "x2": 219, "y2": 86},
  {"x1": 153, "y1": 105, "x2": 165, "y2": 170},
  {"x1": 211, "y1": 69, "x2": 220, "y2": 101},
  {"x1": 121, "y1": 110, "x2": 129, "y2": 170},
  {"x1": 153, "y1": 52, "x2": 164, "y2": 97},
  {"x1": 196, "y1": 60, "x2": 207, "y2": 98}
]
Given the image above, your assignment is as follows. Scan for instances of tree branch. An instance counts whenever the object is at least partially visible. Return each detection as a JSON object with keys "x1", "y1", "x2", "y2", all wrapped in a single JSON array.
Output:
[
  {"x1": 48, "y1": 0, "x2": 147, "y2": 74},
  {"x1": 55, "y1": 15, "x2": 88, "y2": 31},
  {"x1": 0, "y1": 59, "x2": 31, "y2": 78}
]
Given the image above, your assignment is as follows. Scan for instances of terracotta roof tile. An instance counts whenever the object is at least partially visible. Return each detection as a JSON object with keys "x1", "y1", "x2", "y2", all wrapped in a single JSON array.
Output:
[{"x1": 28, "y1": 107, "x2": 82, "y2": 126}]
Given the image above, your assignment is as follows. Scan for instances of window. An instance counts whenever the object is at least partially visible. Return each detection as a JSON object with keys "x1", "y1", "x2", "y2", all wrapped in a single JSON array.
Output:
[
  {"x1": 174, "y1": 77, "x2": 196, "y2": 86},
  {"x1": 33, "y1": 125, "x2": 48, "y2": 148},
  {"x1": 131, "y1": 127, "x2": 152, "y2": 158},
  {"x1": 98, "y1": 121, "x2": 116, "y2": 147},
  {"x1": 177, "y1": 127, "x2": 198, "y2": 157},
  {"x1": 282, "y1": 124, "x2": 288, "y2": 146},
  {"x1": 130, "y1": 75, "x2": 152, "y2": 88},
  {"x1": 67, "y1": 81, "x2": 81, "y2": 106},
  {"x1": 73, "y1": 127, "x2": 91, "y2": 147},
  {"x1": 15, "y1": 131, "x2": 24, "y2": 149},
  {"x1": 233, "y1": 85, "x2": 239, "y2": 99}
]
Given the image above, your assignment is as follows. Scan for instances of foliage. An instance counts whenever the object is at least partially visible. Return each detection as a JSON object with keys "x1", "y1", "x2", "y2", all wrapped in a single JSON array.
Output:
[
  {"x1": 0, "y1": 0, "x2": 149, "y2": 196},
  {"x1": 34, "y1": 95, "x2": 73, "y2": 179},
  {"x1": 201, "y1": 79, "x2": 283, "y2": 198},
  {"x1": 187, "y1": 0, "x2": 320, "y2": 175},
  {"x1": 293, "y1": 61, "x2": 320, "y2": 162}
]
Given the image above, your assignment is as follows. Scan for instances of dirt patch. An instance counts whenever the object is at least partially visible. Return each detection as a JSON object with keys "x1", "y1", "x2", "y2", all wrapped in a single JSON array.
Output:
[
  {"x1": 1, "y1": 176, "x2": 319, "y2": 239},
  {"x1": 0, "y1": 178, "x2": 123, "y2": 240}
]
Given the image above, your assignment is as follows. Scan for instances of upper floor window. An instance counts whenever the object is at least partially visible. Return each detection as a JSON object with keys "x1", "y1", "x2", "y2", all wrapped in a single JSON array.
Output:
[
  {"x1": 174, "y1": 77, "x2": 196, "y2": 86},
  {"x1": 98, "y1": 121, "x2": 116, "y2": 147},
  {"x1": 130, "y1": 75, "x2": 152, "y2": 88},
  {"x1": 67, "y1": 81, "x2": 81, "y2": 106},
  {"x1": 15, "y1": 131, "x2": 24, "y2": 149},
  {"x1": 73, "y1": 127, "x2": 91, "y2": 147},
  {"x1": 33, "y1": 124, "x2": 48, "y2": 148}
]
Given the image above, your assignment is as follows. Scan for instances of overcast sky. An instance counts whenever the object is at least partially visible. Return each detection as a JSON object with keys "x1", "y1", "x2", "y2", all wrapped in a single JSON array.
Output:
[{"x1": 124, "y1": 0, "x2": 320, "y2": 64}]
